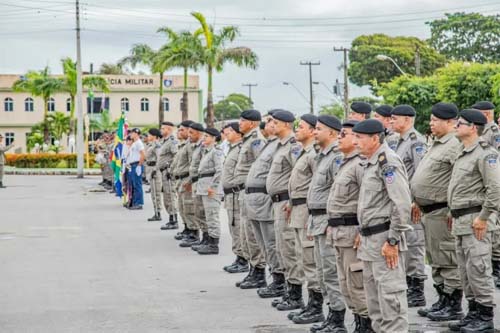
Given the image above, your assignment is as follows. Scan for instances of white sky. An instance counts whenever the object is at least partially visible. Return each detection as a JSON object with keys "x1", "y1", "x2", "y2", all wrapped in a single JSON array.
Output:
[{"x1": 1, "y1": 0, "x2": 499, "y2": 115}]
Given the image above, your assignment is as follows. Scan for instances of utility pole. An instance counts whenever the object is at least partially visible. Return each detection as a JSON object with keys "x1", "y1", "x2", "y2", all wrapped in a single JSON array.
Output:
[
  {"x1": 75, "y1": 0, "x2": 84, "y2": 178},
  {"x1": 300, "y1": 61, "x2": 320, "y2": 114},
  {"x1": 242, "y1": 83, "x2": 257, "y2": 106},
  {"x1": 415, "y1": 45, "x2": 421, "y2": 77},
  {"x1": 333, "y1": 47, "x2": 350, "y2": 119}
]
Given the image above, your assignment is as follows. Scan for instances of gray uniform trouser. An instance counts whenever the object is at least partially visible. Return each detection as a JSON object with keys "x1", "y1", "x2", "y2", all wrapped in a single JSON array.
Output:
[
  {"x1": 161, "y1": 172, "x2": 178, "y2": 215},
  {"x1": 148, "y1": 171, "x2": 162, "y2": 216},
  {"x1": 103, "y1": 163, "x2": 113, "y2": 182},
  {"x1": 404, "y1": 221, "x2": 426, "y2": 279},
  {"x1": 201, "y1": 195, "x2": 221, "y2": 238},
  {"x1": 240, "y1": 192, "x2": 266, "y2": 269},
  {"x1": 492, "y1": 229, "x2": 500, "y2": 262},
  {"x1": 422, "y1": 208, "x2": 461, "y2": 293},
  {"x1": 274, "y1": 201, "x2": 301, "y2": 284},
  {"x1": 364, "y1": 257, "x2": 409, "y2": 333},
  {"x1": 251, "y1": 219, "x2": 283, "y2": 274},
  {"x1": 225, "y1": 193, "x2": 246, "y2": 258},
  {"x1": 192, "y1": 182, "x2": 207, "y2": 233},
  {"x1": 456, "y1": 232, "x2": 496, "y2": 307},
  {"x1": 0, "y1": 164, "x2": 3, "y2": 183},
  {"x1": 178, "y1": 179, "x2": 197, "y2": 230}
]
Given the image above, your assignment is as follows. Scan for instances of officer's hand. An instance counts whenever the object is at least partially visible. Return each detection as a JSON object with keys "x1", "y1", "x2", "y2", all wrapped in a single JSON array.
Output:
[
  {"x1": 411, "y1": 203, "x2": 421, "y2": 224},
  {"x1": 135, "y1": 165, "x2": 142, "y2": 177},
  {"x1": 353, "y1": 233, "x2": 361, "y2": 249},
  {"x1": 472, "y1": 217, "x2": 488, "y2": 240},
  {"x1": 184, "y1": 182, "x2": 192, "y2": 193},
  {"x1": 283, "y1": 204, "x2": 291, "y2": 223},
  {"x1": 151, "y1": 170, "x2": 156, "y2": 178},
  {"x1": 381, "y1": 242, "x2": 399, "y2": 270},
  {"x1": 207, "y1": 188, "x2": 215, "y2": 198},
  {"x1": 447, "y1": 216, "x2": 453, "y2": 232}
]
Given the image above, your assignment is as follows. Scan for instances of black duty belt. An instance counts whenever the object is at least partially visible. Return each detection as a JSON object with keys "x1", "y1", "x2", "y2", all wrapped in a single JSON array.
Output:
[
  {"x1": 271, "y1": 191, "x2": 290, "y2": 203},
  {"x1": 309, "y1": 208, "x2": 327, "y2": 216},
  {"x1": 360, "y1": 221, "x2": 390, "y2": 237},
  {"x1": 200, "y1": 172, "x2": 216, "y2": 178},
  {"x1": 174, "y1": 173, "x2": 189, "y2": 180},
  {"x1": 419, "y1": 202, "x2": 448, "y2": 214},
  {"x1": 191, "y1": 176, "x2": 199, "y2": 183},
  {"x1": 146, "y1": 161, "x2": 156, "y2": 167},
  {"x1": 328, "y1": 215, "x2": 359, "y2": 227},
  {"x1": 450, "y1": 206, "x2": 482, "y2": 219},
  {"x1": 246, "y1": 187, "x2": 267, "y2": 194},
  {"x1": 224, "y1": 184, "x2": 245, "y2": 195},
  {"x1": 291, "y1": 198, "x2": 307, "y2": 206}
]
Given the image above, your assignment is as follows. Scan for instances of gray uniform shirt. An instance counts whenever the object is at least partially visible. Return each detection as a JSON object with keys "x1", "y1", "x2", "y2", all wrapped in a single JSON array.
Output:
[
  {"x1": 448, "y1": 140, "x2": 500, "y2": 235},
  {"x1": 234, "y1": 127, "x2": 266, "y2": 186},
  {"x1": 385, "y1": 130, "x2": 400, "y2": 151},
  {"x1": 173, "y1": 140, "x2": 192, "y2": 193},
  {"x1": 222, "y1": 141, "x2": 242, "y2": 190},
  {"x1": 266, "y1": 134, "x2": 300, "y2": 196},
  {"x1": 246, "y1": 137, "x2": 279, "y2": 188},
  {"x1": 288, "y1": 143, "x2": 316, "y2": 200},
  {"x1": 411, "y1": 132, "x2": 461, "y2": 206},
  {"x1": 197, "y1": 145, "x2": 224, "y2": 195},
  {"x1": 157, "y1": 135, "x2": 178, "y2": 172},
  {"x1": 481, "y1": 122, "x2": 500, "y2": 151},
  {"x1": 189, "y1": 139, "x2": 204, "y2": 182},
  {"x1": 395, "y1": 127, "x2": 427, "y2": 181},
  {"x1": 0, "y1": 143, "x2": 14, "y2": 165}
]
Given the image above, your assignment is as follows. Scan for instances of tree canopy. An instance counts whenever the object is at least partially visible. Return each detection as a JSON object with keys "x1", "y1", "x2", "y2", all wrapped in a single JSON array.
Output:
[{"x1": 213, "y1": 93, "x2": 252, "y2": 121}]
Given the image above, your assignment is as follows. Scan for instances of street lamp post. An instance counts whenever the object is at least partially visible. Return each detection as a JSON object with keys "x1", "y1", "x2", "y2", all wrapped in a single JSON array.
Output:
[{"x1": 376, "y1": 54, "x2": 407, "y2": 76}]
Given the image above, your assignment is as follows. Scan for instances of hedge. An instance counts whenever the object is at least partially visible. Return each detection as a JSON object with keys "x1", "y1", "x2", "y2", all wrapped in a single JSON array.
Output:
[{"x1": 5, "y1": 153, "x2": 98, "y2": 169}]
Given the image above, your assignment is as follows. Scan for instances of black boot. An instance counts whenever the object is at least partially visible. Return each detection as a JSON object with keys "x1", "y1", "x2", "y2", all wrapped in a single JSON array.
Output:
[
  {"x1": 191, "y1": 232, "x2": 209, "y2": 251},
  {"x1": 257, "y1": 272, "x2": 285, "y2": 298},
  {"x1": 427, "y1": 289, "x2": 463, "y2": 321},
  {"x1": 449, "y1": 300, "x2": 478, "y2": 331},
  {"x1": 223, "y1": 256, "x2": 239, "y2": 272},
  {"x1": 174, "y1": 225, "x2": 188, "y2": 240},
  {"x1": 160, "y1": 214, "x2": 178, "y2": 230},
  {"x1": 293, "y1": 290, "x2": 324, "y2": 325},
  {"x1": 359, "y1": 316, "x2": 375, "y2": 333},
  {"x1": 179, "y1": 229, "x2": 199, "y2": 247},
  {"x1": 276, "y1": 283, "x2": 304, "y2": 311},
  {"x1": 240, "y1": 267, "x2": 267, "y2": 289},
  {"x1": 198, "y1": 236, "x2": 219, "y2": 255},
  {"x1": 0, "y1": 181, "x2": 5, "y2": 188},
  {"x1": 147, "y1": 213, "x2": 162, "y2": 222},
  {"x1": 352, "y1": 314, "x2": 361, "y2": 333},
  {"x1": 272, "y1": 283, "x2": 289, "y2": 308},
  {"x1": 317, "y1": 308, "x2": 347, "y2": 333},
  {"x1": 236, "y1": 266, "x2": 254, "y2": 288},
  {"x1": 460, "y1": 303, "x2": 494, "y2": 333},
  {"x1": 226, "y1": 256, "x2": 249, "y2": 274},
  {"x1": 493, "y1": 260, "x2": 500, "y2": 290},
  {"x1": 408, "y1": 277, "x2": 426, "y2": 307},
  {"x1": 418, "y1": 284, "x2": 446, "y2": 317}
]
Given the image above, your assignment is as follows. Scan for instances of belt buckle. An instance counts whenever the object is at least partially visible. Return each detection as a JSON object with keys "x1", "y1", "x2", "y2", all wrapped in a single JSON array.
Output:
[{"x1": 272, "y1": 194, "x2": 279, "y2": 202}]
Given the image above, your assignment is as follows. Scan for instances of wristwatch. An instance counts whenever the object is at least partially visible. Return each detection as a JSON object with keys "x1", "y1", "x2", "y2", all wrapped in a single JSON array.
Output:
[{"x1": 387, "y1": 238, "x2": 399, "y2": 246}]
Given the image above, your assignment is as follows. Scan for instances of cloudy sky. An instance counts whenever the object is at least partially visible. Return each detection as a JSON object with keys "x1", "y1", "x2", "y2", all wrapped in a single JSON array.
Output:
[{"x1": 1, "y1": 0, "x2": 499, "y2": 116}]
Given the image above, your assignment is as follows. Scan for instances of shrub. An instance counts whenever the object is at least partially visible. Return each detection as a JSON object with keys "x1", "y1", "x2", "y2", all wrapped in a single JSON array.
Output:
[{"x1": 5, "y1": 153, "x2": 97, "y2": 168}]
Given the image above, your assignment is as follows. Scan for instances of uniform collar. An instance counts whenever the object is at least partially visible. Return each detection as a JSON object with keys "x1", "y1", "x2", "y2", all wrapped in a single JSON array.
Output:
[
  {"x1": 400, "y1": 127, "x2": 416, "y2": 141},
  {"x1": 435, "y1": 131, "x2": 456, "y2": 144},
  {"x1": 230, "y1": 140, "x2": 242, "y2": 148},
  {"x1": 484, "y1": 122, "x2": 497, "y2": 134},
  {"x1": 243, "y1": 127, "x2": 258, "y2": 140},
  {"x1": 366, "y1": 143, "x2": 387, "y2": 166},
  {"x1": 320, "y1": 141, "x2": 338, "y2": 156},
  {"x1": 278, "y1": 133, "x2": 295, "y2": 145},
  {"x1": 462, "y1": 138, "x2": 480, "y2": 154},
  {"x1": 302, "y1": 142, "x2": 315, "y2": 152}
]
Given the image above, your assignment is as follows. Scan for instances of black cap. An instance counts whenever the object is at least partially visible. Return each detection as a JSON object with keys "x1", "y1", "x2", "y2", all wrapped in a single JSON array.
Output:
[
  {"x1": 205, "y1": 127, "x2": 221, "y2": 137},
  {"x1": 148, "y1": 128, "x2": 161, "y2": 138},
  {"x1": 272, "y1": 110, "x2": 295, "y2": 123},
  {"x1": 300, "y1": 114, "x2": 317, "y2": 127},
  {"x1": 125, "y1": 135, "x2": 132, "y2": 141},
  {"x1": 267, "y1": 110, "x2": 278, "y2": 117},
  {"x1": 375, "y1": 105, "x2": 393, "y2": 117},
  {"x1": 351, "y1": 101, "x2": 372, "y2": 114},
  {"x1": 472, "y1": 101, "x2": 495, "y2": 111},
  {"x1": 189, "y1": 122, "x2": 204, "y2": 132},
  {"x1": 342, "y1": 119, "x2": 359, "y2": 128},
  {"x1": 431, "y1": 102, "x2": 458, "y2": 120},
  {"x1": 240, "y1": 109, "x2": 261, "y2": 121},
  {"x1": 226, "y1": 122, "x2": 241, "y2": 134},
  {"x1": 392, "y1": 105, "x2": 416, "y2": 117},
  {"x1": 317, "y1": 115, "x2": 342, "y2": 131},
  {"x1": 259, "y1": 121, "x2": 266, "y2": 130},
  {"x1": 352, "y1": 119, "x2": 385, "y2": 134},
  {"x1": 130, "y1": 128, "x2": 141, "y2": 134},
  {"x1": 179, "y1": 120, "x2": 193, "y2": 128},
  {"x1": 460, "y1": 109, "x2": 487, "y2": 125},
  {"x1": 161, "y1": 121, "x2": 174, "y2": 127}
]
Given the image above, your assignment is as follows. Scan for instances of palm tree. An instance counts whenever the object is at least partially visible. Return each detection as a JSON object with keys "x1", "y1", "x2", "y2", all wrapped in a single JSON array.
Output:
[
  {"x1": 48, "y1": 111, "x2": 70, "y2": 141},
  {"x1": 191, "y1": 12, "x2": 259, "y2": 127},
  {"x1": 13, "y1": 67, "x2": 63, "y2": 143},
  {"x1": 156, "y1": 28, "x2": 203, "y2": 121},
  {"x1": 89, "y1": 109, "x2": 118, "y2": 132},
  {"x1": 98, "y1": 62, "x2": 128, "y2": 75}
]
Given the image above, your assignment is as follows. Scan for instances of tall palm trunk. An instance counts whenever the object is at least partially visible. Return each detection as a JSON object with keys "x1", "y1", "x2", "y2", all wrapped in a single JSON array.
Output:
[
  {"x1": 43, "y1": 97, "x2": 50, "y2": 144},
  {"x1": 158, "y1": 72, "x2": 165, "y2": 126},
  {"x1": 181, "y1": 67, "x2": 189, "y2": 121},
  {"x1": 206, "y1": 65, "x2": 214, "y2": 127},
  {"x1": 69, "y1": 95, "x2": 76, "y2": 136}
]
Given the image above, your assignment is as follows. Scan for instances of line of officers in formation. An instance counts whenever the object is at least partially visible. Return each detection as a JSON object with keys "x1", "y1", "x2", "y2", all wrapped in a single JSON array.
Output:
[{"x1": 137, "y1": 100, "x2": 500, "y2": 333}]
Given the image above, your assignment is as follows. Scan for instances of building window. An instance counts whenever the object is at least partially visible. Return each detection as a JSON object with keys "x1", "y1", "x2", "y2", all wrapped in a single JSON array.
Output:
[
  {"x1": 66, "y1": 98, "x2": 71, "y2": 112},
  {"x1": 140, "y1": 98, "x2": 149, "y2": 112},
  {"x1": 121, "y1": 98, "x2": 129, "y2": 112},
  {"x1": 4, "y1": 97, "x2": 13, "y2": 112},
  {"x1": 162, "y1": 97, "x2": 170, "y2": 112},
  {"x1": 25, "y1": 97, "x2": 34, "y2": 112},
  {"x1": 47, "y1": 97, "x2": 55, "y2": 112},
  {"x1": 5, "y1": 132, "x2": 14, "y2": 146}
]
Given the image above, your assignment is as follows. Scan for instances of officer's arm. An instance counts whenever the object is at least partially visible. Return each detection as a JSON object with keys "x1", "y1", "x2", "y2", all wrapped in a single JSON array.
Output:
[
  {"x1": 410, "y1": 141, "x2": 427, "y2": 171},
  {"x1": 210, "y1": 150, "x2": 224, "y2": 189},
  {"x1": 383, "y1": 163, "x2": 412, "y2": 240},
  {"x1": 478, "y1": 152, "x2": 500, "y2": 220}
]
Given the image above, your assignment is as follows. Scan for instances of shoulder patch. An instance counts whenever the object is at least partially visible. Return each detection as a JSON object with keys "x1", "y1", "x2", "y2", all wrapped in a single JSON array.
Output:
[
  {"x1": 334, "y1": 156, "x2": 343, "y2": 166},
  {"x1": 290, "y1": 145, "x2": 302, "y2": 159},
  {"x1": 492, "y1": 126, "x2": 499, "y2": 133},
  {"x1": 382, "y1": 165, "x2": 396, "y2": 184},
  {"x1": 289, "y1": 137, "x2": 297, "y2": 144},
  {"x1": 378, "y1": 152, "x2": 387, "y2": 168},
  {"x1": 410, "y1": 132, "x2": 417, "y2": 140},
  {"x1": 251, "y1": 131, "x2": 258, "y2": 138},
  {"x1": 485, "y1": 153, "x2": 498, "y2": 169},
  {"x1": 494, "y1": 134, "x2": 500, "y2": 143},
  {"x1": 313, "y1": 143, "x2": 321, "y2": 153},
  {"x1": 480, "y1": 141, "x2": 490, "y2": 149},
  {"x1": 413, "y1": 143, "x2": 426, "y2": 157}
]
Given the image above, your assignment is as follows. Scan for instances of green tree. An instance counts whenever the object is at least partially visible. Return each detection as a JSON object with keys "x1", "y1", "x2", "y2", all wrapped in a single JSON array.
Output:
[
  {"x1": 212, "y1": 93, "x2": 252, "y2": 121},
  {"x1": 349, "y1": 34, "x2": 446, "y2": 90},
  {"x1": 191, "y1": 12, "x2": 259, "y2": 127},
  {"x1": 319, "y1": 103, "x2": 345, "y2": 119},
  {"x1": 89, "y1": 110, "x2": 119, "y2": 132},
  {"x1": 98, "y1": 62, "x2": 128, "y2": 75},
  {"x1": 427, "y1": 12, "x2": 500, "y2": 63},
  {"x1": 13, "y1": 67, "x2": 63, "y2": 143},
  {"x1": 47, "y1": 112, "x2": 70, "y2": 141}
]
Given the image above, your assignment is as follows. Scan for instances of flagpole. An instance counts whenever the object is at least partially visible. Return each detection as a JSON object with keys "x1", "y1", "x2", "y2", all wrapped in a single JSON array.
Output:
[{"x1": 75, "y1": 0, "x2": 84, "y2": 178}]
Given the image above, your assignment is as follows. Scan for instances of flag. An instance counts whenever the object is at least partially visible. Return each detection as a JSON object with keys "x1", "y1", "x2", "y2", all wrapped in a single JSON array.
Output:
[{"x1": 111, "y1": 112, "x2": 128, "y2": 198}]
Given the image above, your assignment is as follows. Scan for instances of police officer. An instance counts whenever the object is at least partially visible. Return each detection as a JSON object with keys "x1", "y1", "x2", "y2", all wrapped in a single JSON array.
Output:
[
  {"x1": 158, "y1": 121, "x2": 179, "y2": 230},
  {"x1": 472, "y1": 101, "x2": 500, "y2": 289},
  {"x1": 235, "y1": 110, "x2": 267, "y2": 289},
  {"x1": 287, "y1": 115, "x2": 324, "y2": 325},
  {"x1": 145, "y1": 128, "x2": 163, "y2": 221},
  {"x1": 353, "y1": 119, "x2": 411, "y2": 333},
  {"x1": 221, "y1": 123, "x2": 248, "y2": 273},
  {"x1": 0, "y1": 134, "x2": 14, "y2": 188},
  {"x1": 349, "y1": 101, "x2": 372, "y2": 121},
  {"x1": 196, "y1": 127, "x2": 224, "y2": 255},
  {"x1": 373, "y1": 104, "x2": 399, "y2": 150},
  {"x1": 391, "y1": 104, "x2": 428, "y2": 307},
  {"x1": 266, "y1": 110, "x2": 304, "y2": 310},
  {"x1": 326, "y1": 119, "x2": 372, "y2": 332},
  {"x1": 411, "y1": 103, "x2": 463, "y2": 321},
  {"x1": 307, "y1": 115, "x2": 347, "y2": 333},
  {"x1": 447, "y1": 109, "x2": 499, "y2": 333}
]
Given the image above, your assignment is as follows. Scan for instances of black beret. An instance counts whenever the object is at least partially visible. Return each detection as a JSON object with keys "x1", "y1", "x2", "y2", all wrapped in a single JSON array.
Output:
[
  {"x1": 161, "y1": 121, "x2": 174, "y2": 127},
  {"x1": 267, "y1": 110, "x2": 277, "y2": 117},
  {"x1": 300, "y1": 114, "x2": 317, "y2": 127},
  {"x1": 375, "y1": 105, "x2": 393, "y2": 117},
  {"x1": 148, "y1": 128, "x2": 161, "y2": 138},
  {"x1": 317, "y1": 115, "x2": 342, "y2": 131},
  {"x1": 352, "y1": 119, "x2": 385, "y2": 134},
  {"x1": 342, "y1": 119, "x2": 359, "y2": 128},
  {"x1": 189, "y1": 122, "x2": 204, "y2": 132},
  {"x1": 226, "y1": 122, "x2": 241, "y2": 134},
  {"x1": 240, "y1": 109, "x2": 261, "y2": 121},
  {"x1": 431, "y1": 102, "x2": 458, "y2": 120},
  {"x1": 392, "y1": 104, "x2": 416, "y2": 117},
  {"x1": 205, "y1": 127, "x2": 220, "y2": 137},
  {"x1": 125, "y1": 135, "x2": 132, "y2": 141},
  {"x1": 130, "y1": 128, "x2": 141, "y2": 134},
  {"x1": 179, "y1": 120, "x2": 194, "y2": 128},
  {"x1": 351, "y1": 101, "x2": 372, "y2": 114},
  {"x1": 272, "y1": 110, "x2": 295, "y2": 123},
  {"x1": 460, "y1": 109, "x2": 487, "y2": 125},
  {"x1": 260, "y1": 121, "x2": 266, "y2": 130},
  {"x1": 472, "y1": 101, "x2": 495, "y2": 110}
]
